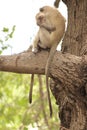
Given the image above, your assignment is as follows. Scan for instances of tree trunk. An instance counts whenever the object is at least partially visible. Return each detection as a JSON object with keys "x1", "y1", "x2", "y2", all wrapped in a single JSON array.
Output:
[
  {"x1": 62, "y1": 0, "x2": 87, "y2": 56},
  {"x1": 52, "y1": 0, "x2": 87, "y2": 130}
]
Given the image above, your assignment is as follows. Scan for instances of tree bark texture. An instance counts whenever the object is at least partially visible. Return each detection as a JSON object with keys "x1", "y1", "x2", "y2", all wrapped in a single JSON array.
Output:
[
  {"x1": 50, "y1": 54, "x2": 87, "y2": 130},
  {"x1": 62, "y1": 0, "x2": 87, "y2": 56},
  {"x1": 54, "y1": 0, "x2": 60, "y2": 7},
  {"x1": 52, "y1": 0, "x2": 87, "y2": 129}
]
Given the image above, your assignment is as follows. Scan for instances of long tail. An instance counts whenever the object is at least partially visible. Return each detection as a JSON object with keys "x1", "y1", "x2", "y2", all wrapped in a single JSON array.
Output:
[
  {"x1": 46, "y1": 75, "x2": 53, "y2": 117},
  {"x1": 29, "y1": 74, "x2": 34, "y2": 103}
]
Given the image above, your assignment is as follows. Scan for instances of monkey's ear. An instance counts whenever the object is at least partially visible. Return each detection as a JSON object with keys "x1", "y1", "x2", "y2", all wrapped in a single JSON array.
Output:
[{"x1": 40, "y1": 7, "x2": 44, "y2": 12}]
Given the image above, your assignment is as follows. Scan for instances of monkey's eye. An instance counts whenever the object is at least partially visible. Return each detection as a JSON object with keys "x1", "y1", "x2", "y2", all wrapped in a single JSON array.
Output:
[{"x1": 40, "y1": 7, "x2": 44, "y2": 12}]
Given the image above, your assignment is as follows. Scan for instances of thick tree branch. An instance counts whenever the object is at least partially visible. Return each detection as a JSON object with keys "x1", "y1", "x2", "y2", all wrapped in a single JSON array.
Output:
[
  {"x1": 0, "y1": 49, "x2": 84, "y2": 74},
  {"x1": 0, "y1": 50, "x2": 48, "y2": 74},
  {"x1": 54, "y1": 0, "x2": 60, "y2": 7},
  {"x1": 0, "y1": 49, "x2": 86, "y2": 86}
]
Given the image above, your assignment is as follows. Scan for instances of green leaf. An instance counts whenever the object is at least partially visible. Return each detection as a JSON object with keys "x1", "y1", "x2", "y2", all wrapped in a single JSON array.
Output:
[
  {"x1": 2, "y1": 27, "x2": 9, "y2": 32},
  {"x1": 0, "y1": 39, "x2": 3, "y2": 43},
  {"x1": 1, "y1": 46, "x2": 8, "y2": 50},
  {"x1": 0, "y1": 50, "x2": 2, "y2": 54},
  {"x1": 9, "y1": 25, "x2": 16, "y2": 38},
  {"x1": 24, "y1": 127, "x2": 28, "y2": 130}
]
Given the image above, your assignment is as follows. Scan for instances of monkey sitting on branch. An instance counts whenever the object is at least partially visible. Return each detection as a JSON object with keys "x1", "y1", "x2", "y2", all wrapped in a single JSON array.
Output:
[{"x1": 29, "y1": 5, "x2": 66, "y2": 117}]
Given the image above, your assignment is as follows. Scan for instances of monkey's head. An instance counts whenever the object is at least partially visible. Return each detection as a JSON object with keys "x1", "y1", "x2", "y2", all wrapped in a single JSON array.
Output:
[
  {"x1": 35, "y1": 6, "x2": 56, "y2": 28},
  {"x1": 36, "y1": 12, "x2": 46, "y2": 27}
]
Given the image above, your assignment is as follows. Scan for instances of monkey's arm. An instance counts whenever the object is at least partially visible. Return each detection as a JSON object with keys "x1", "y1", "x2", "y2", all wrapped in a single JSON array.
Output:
[
  {"x1": 41, "y1": 24, "x2": 56, "y2": 32},
  {"x1": 32, "y1": 31, "x2": 40, "y2": 53}
]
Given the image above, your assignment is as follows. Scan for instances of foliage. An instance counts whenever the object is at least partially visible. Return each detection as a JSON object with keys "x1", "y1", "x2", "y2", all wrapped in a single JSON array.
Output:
[
  {"x1": 0, "y1": 25, "x2": 16, "y2": 54},
  {"x1": 0, "y1": 72, "x2": 60, "y2": 130}
]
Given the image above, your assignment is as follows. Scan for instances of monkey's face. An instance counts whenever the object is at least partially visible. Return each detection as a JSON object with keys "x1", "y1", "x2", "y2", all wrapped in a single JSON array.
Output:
[
  {"x1": 35, "y1": 6, "x2": 53, "y2": 27},
  {"x1": 35, "y1": 6, "x2": 56, "y2": 30},
  {"x1": 36, "y1": 12, "x2": 46, "y2": 27}
]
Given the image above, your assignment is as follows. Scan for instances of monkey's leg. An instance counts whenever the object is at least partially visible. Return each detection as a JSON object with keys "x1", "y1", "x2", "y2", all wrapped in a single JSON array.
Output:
[
  {"x1": 29, "y1": 74, "x2": 34, "y2": 103},
  {"x1": 32, "y1": 31, "x2": 40, "y2": 53}
]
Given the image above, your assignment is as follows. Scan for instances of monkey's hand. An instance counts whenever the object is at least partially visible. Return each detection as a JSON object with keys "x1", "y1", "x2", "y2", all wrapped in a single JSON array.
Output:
[
  {"x1": 42, "y1": 26, "x2": 56, "y2": 33},
  {"x1": 32, "y1": 47, "x2": 39, "y2": 53}
]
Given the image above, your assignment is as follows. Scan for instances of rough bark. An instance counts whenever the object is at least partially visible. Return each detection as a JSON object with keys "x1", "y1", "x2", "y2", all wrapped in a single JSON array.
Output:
[
  {"x1": 51, "y1": 0, "x2": 87, "y2": 130},
  {"x1": 50, "y1": 54, "x2": 87, "y2": 130},
  {"x1": 54, "y1": 0, "x2": 60, "y2": 7},
  {"x1": 0, "y1": 50, "x2": 48, "y2": 74},
  {"x1": 0, "y1": 50, "x2": 83, "y2": 75},
  {"x1": 62, "y1": 0, "x2": 87, "y2": 56}
]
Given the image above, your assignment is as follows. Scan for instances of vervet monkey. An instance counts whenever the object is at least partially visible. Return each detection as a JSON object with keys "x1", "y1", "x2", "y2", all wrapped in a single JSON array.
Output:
[{"x1": 29, "y1": 6, "x2": 66, "y2": 117}]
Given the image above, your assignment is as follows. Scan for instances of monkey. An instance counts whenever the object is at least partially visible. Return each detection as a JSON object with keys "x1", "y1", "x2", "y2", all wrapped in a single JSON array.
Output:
[{"x1": 29, "y1": 6, "x2": 66, "y2": 117}]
